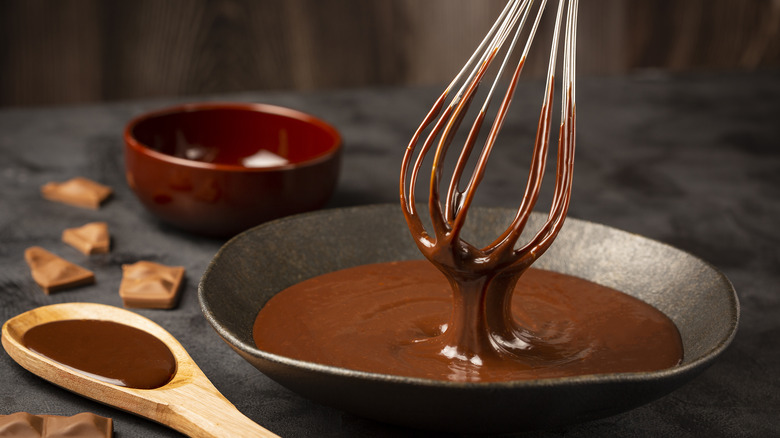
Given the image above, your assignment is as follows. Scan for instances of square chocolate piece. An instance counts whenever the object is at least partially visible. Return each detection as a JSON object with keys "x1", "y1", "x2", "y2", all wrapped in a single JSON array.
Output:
[{"x1": 119, "y1": 261, "x2": 185, "y2": 309}]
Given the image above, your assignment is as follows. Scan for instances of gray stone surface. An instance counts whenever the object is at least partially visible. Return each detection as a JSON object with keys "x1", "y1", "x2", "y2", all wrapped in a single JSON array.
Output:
[{"x1": 1, "y1": 71, "x2": 778, "y2": 437}]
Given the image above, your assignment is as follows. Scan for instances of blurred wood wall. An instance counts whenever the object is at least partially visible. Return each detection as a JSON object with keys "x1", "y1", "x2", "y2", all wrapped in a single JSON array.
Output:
[{"x1": 0, "y1": 0, "x2": 778, "y2": 107}]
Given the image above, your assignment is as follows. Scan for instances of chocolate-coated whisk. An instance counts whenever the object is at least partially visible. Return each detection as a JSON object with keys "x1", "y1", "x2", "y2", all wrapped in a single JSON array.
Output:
[
  {"x1": 400, "y1": 0, "x2": 579, "y2": 359},
  {"x1": 401, "y1": 0, "x2": 578, "y2": 276}
]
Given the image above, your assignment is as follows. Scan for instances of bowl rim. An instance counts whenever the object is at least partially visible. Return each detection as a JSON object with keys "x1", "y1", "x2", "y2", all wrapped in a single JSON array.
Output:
[
  {"x1": 199, "y1": 203, "x2": 741, "y2": 390},
  {"x1": 124, "y1": 101, "x2": 342, "y2": 173}
]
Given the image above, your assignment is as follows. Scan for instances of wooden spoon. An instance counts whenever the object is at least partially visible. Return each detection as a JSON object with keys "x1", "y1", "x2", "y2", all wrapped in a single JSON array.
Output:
[{"x1": 1, "y1": 302, "x2": 278, "y2": 438}]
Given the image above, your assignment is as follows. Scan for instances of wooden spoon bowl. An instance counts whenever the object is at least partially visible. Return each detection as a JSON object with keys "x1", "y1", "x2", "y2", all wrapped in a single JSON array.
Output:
[{"x1": 1, "y1": 302, "x2": 277, "y2": 438}]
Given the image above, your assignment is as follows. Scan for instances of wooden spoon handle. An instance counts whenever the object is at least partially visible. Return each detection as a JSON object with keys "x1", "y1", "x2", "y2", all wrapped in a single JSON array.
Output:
[{"x1": 158, "y1": 380, "x2": 279, "y2": 438}]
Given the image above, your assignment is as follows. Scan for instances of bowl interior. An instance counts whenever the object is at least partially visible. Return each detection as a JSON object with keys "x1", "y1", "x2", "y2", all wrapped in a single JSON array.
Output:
[
  {"x1": 129, "y1": 104, "x2": 340, "y2": 169},
  {"x1": 199, "y1": 204, "x2": 739, "y2": 433}
]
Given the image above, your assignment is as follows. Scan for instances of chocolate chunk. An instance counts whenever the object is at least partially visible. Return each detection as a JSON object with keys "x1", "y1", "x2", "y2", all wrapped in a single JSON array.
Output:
[
  {"x1": 44, "y1": 413, "x2": 112, "y2": 438},
  {"x1": 41, "y1": 177, "x2": 112, "y2": 209},
  {"x1": 0, "y1": 412, "x2": 112, "y2": 438},
  {"x1": 62, "y1": 222, "x2": 110, "y2": 255},
  {"x1": 119, "y1": 261, "x2": 185, "y2": 309},
  {"x1": 0, "y1": 412, "x2": 43, "y2": 437},
  {"x1": 24, "y1": 247, "x2": 95, "y2": 294}
]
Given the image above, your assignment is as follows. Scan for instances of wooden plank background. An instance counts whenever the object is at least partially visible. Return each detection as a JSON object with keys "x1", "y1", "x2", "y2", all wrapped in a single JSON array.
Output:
[{"x1": 1, "y1": 0, "x2": 778, "y2": 107}]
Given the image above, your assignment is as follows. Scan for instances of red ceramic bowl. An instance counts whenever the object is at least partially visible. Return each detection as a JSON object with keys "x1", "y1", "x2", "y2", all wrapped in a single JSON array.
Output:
[{"x1": 124, "y1": 103, "x2": 342, "y2": 237}]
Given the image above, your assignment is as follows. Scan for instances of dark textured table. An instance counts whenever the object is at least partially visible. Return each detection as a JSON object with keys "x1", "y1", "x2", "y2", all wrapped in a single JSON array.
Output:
[{"x1": 1, "y1": 71, "x2": 778, "y2": 437}]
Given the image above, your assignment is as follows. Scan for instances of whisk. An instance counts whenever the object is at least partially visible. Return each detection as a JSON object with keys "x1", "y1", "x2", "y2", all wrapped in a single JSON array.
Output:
[{"x1": 400, "y1": 0, "x2": 579, "y2": 361}]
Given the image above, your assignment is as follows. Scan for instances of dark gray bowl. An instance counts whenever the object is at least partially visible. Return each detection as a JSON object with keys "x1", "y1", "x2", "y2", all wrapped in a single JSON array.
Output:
[{"x1": 199, "y1": 204, "x2": 739, "y2": 434}]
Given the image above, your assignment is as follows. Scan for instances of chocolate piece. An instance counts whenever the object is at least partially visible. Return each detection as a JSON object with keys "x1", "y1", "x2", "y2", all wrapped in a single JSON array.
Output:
[
  {"x1": 254, "y1": 260, "x2": 683, "y2": 382},
  {"x1": 119, "y1": 261, "x2": 185, "y2": 309},
  {"x1": 24, "y1": 247, "x2": 94, "y2": 294},
  {"x1": 42, "y1": 412, "x2": 112, "y2": 438},
  {"x1": 0, "y1": 412, "x2": 112, "y2": 438},
  {"x1": 62, "y1": 222, "x2": 110, "y2": 255},
  {"x1": 0, "y1": 412, "x2": 43, "y2": 437},
  {"x1": 41, "y1": 177, "x2": 112, "y2": 209}
]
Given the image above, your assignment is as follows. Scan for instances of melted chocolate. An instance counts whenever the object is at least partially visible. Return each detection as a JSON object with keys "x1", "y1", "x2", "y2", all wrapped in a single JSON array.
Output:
[
  {"x1": 254, "y1": 260, "x2": 682, "y2": 382},
  {"x1": 23, "y1": 320, "x2": 176, "y2": 389}
]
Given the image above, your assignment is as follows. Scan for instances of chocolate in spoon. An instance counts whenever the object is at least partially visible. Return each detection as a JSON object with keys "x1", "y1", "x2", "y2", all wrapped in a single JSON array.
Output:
[{"x1": 1, "y1": 302, "x2": 277, "y2": 438}]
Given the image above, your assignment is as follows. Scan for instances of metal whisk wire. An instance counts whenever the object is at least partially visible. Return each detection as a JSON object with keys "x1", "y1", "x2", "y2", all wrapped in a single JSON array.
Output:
[{"x1": 401, "y1": 0, "x2": 578, "y2": 273}]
